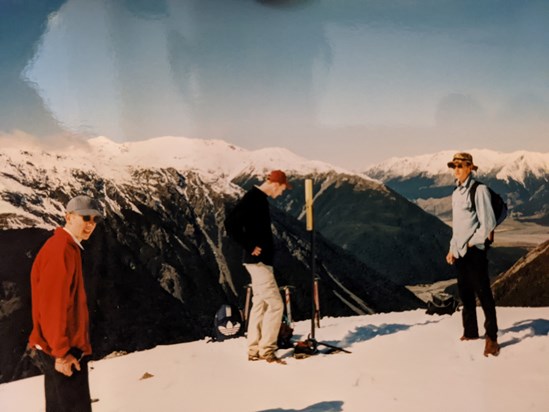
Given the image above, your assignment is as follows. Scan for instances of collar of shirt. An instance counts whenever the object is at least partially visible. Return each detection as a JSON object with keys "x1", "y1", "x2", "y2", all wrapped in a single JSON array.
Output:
[
  {"x1": 63, "y1": 227, "x2": 84, "y2": 250},
  {"x1": 456, "y1": 174, "x2": 473, "y2": 192}
]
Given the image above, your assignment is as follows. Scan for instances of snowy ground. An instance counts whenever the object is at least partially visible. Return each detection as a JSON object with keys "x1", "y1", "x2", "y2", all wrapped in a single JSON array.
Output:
[{"x1": 1, "y1": 307, "x2": 548, "y2": 412}]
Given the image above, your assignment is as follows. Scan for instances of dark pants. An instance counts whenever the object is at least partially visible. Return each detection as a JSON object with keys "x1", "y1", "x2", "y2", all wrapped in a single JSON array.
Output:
[
  {"x1": 455, "y1": 246, "x2": 498, "y2": 340},
  {"x1": 31, "y1": 348, "x2": 92, "y2": 412}
]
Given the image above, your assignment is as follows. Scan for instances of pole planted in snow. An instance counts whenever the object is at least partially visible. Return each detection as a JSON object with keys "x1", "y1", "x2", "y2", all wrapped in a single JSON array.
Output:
[{"x1": 305, "y1": 178, "x2": 317, "y2": 339}]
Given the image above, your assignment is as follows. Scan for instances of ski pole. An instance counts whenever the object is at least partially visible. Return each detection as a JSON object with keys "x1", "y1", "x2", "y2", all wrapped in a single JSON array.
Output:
[
  {"x1": 305, "y1": 178, "x2": 317, "y2": 340},
  {"x1": 279, "y1": 285, "x2": 295, "y2": 326},
  {"x1": 313, "y1": 277, "x2": 320, "y2": 328},
  {"x1": 243, "y1": 284, "x2": 252, "y2": 330}
]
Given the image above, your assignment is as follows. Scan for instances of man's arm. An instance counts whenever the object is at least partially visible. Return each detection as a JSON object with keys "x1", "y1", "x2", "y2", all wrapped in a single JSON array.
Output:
[
  {"x1": 468, "y1": 185, "x2": 496, "y2": 247},
  {"x1": 447, "y1": 190, "x2": 457, "y2": 264},
  {"x1": 39, "y1": 246, "x2": 83, "y2": 376},
  {"x1": 224, "y1": 196, "x2": 255, "y2": 253},
  {"x1": 448, "y1": 233, "x2": 458, "y2": 263},
  {"x1": 38, "y1": 246, "x2": 75, "y2": 359}
]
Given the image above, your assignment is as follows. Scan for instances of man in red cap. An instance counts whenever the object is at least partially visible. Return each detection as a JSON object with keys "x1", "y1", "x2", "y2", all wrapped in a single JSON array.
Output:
[
  {"x1": 446, "y1": 153, "x2": 500, "y2": 357},
  {"x1": 28, "y1": 195, "x2": 102, "y2": 411},
  {"x1": 225, "y1": 170, "x2": 291, "y2": 364}
]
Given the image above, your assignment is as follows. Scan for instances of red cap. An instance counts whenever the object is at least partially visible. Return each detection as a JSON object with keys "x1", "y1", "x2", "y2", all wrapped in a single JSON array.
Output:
[{"x1": 268, "y1": 170, "x2": 292, "y2": 189}]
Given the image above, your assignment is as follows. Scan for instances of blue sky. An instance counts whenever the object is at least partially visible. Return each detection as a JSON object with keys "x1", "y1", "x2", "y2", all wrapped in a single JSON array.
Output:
[{"x1": 1, "y1": 0, "x2": 548, "y2": 168}]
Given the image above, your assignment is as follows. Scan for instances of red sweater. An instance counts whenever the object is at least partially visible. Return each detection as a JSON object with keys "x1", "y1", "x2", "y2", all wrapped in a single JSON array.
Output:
[{"x1": 29, "y1": 228, "x2": 91, "y2": 358}]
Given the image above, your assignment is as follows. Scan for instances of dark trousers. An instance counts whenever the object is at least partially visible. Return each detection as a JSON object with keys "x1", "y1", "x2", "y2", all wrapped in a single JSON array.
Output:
[
  {"x1": 31, "y1": 349, "x2": 92, "y2": 412},
  {"x1": 455, "y1": 246, "x2": 498, "y2": 340}
]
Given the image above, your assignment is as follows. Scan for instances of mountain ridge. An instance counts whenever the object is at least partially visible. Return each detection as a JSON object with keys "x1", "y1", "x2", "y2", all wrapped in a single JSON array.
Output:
[
  {"x1": 364, "y1": 149, "x2": 549, "y2": 184},
  {"x1": 363, "y1": 149, "x2": 549, "y2": 225},
  {"x1": 1, "y1": 135, "x2": 372, "y2": 229}
]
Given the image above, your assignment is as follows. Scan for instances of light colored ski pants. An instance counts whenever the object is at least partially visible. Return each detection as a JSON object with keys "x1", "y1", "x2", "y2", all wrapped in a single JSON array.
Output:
[{"x1": 244, "y1": 263, "x2": 284, "y2": 358}]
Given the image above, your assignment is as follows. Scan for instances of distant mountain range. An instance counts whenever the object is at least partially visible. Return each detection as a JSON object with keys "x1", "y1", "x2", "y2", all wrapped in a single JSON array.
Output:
[{"x1": 363, "y1": 149, "x2": 549, "y2": 225}]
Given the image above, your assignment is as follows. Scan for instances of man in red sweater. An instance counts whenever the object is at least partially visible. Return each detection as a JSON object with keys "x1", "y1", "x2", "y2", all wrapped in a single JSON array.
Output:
[{"x1": 28, "y1": 195, "x2": 102, "y2": 412}]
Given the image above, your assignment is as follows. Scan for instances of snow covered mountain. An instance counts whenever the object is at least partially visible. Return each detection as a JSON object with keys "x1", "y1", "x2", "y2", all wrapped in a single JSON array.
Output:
[
  {"x1": 1, "y1": 135, "x2": 455, "y2": 384},
  {"x1": 0, "y1": 135, "x2": 340, "y2": 229},
  {"x1": 363, "y1": 149, "x2": 549, "y2": 224},
  {"x1": 364, "y1": 149, "x2": 549, "y2": 183}
]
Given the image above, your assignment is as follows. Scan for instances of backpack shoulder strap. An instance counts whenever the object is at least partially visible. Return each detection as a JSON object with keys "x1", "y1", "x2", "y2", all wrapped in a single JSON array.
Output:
[
  {"x1": 469, "y1": 180, "x2": 495, "y2": 245},
  {"x1": 469, "y1": 180, "x2": 481, "y2": 213}
]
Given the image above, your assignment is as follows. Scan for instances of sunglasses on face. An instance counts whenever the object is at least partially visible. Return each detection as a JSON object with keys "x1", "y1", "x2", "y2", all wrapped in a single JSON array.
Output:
[
  {"x1": 452, "y1": 163, "x2": 470, "y2": 169},
  {"x1": 81, "y1": 215, "x2": 101, "y2": 223}
]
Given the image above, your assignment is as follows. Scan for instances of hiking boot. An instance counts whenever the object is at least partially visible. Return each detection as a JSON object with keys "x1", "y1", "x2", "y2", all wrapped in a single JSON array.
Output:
[
  {"x1": 248, "y1": 354, "x2": 260, "y2": 362},
  {"x1": 261, "y1": 354, "x2": 287, "y2": 365},
  {"x1": 484, "y1": 337, "x2": 500, "y2": 357},
  {"x1": 460, "y1": 335, "x2": 479, "y2": 341}
]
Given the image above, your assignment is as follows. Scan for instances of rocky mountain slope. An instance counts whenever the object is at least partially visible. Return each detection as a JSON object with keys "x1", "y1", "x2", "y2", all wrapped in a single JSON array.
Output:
[
  {"x1": 234, "y1": 171, "x2": 451, "y2": 285},
  {"x1": 492, "y1": 239, "x2": 549, "y2": 306}
]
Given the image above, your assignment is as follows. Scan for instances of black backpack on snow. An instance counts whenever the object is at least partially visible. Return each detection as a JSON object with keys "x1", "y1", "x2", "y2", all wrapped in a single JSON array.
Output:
[
  {"x1": 469, "y1": 181, "x2": 508, "y2": 244},
  {"x1": 426, "y1": 292, "x2": 459, "y2": 316},
  {"x1": 211, "y1": 304, "x2": 244, "y2": 342}
]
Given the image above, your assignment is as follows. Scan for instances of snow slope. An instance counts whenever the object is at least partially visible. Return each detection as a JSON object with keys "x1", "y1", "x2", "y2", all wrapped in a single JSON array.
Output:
[{"x1": 1, "y1": 307, "x2": 548, "y2": 412}]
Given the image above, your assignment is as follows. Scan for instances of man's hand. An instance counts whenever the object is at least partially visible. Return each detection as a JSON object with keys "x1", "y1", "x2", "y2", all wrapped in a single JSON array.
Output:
[
  {"x1": 55, "y1": 354, "x2": 80, "y2": 377},
  {"x1": 446, "y1": 251, "x2": 456, "y2": 265},
  {"x1": 251, "y1": 246, "x2": 262, "y2": 256}
]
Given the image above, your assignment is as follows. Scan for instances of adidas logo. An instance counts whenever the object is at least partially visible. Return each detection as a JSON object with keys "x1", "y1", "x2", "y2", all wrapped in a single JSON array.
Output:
[{"x1": 218, "y1": 321, "x2": 241, "y2": 336}]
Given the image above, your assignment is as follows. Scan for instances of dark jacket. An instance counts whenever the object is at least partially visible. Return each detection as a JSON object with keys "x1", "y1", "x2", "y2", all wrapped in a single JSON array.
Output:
[{"x1": 225, "y1": 186, "x2": 274, "y2": 266}]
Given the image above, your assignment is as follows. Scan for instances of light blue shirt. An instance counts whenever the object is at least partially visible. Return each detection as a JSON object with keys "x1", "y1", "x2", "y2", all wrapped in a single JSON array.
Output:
[{"x1": 450, "y1": 175, "x2": 496, "y2": 258}]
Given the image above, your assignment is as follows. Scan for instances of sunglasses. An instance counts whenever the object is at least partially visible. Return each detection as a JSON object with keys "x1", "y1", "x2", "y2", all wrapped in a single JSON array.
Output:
[
  {"x1": 451, "y1": 163, "x2": 470, "y2": 169},
  {"x1": 81, "y1": 215, "x2": 102, "y2": 223}
]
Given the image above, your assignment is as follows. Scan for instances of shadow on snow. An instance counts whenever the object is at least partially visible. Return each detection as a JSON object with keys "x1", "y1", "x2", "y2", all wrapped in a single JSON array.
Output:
[
  {"x1": 499, "y1": 318, "x2": 549, "y2": 349},
  {"x1": 290, "y1": 319, "x2": 443, "y2": 349},
  {"x1": 338, "y1": 319, "x2": 442, "y2": 347}
]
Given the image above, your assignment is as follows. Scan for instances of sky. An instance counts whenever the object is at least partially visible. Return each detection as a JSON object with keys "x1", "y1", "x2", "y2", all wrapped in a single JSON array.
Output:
[
  {"x1": 1, "y1": 0, "x2": 548, "y2": 169},
  {"x1": 1, "y1": 307, "x2": 548, "y2": 411}
]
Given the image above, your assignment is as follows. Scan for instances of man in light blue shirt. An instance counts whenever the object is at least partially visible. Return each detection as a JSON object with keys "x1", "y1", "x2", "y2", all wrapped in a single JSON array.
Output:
[{"x1": 446, "y1": 152, "x2": 500, "y2": 357}]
